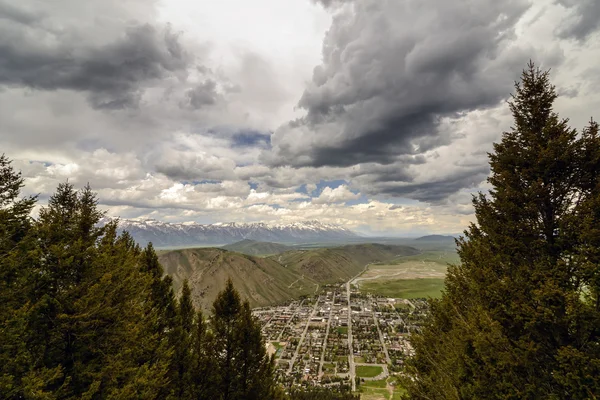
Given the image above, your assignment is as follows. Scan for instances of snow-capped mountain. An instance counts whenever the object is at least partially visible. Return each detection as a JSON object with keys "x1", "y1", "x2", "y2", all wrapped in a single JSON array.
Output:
[{"x1": 105, "y1": 218, "x2": 358, "y2": 247}]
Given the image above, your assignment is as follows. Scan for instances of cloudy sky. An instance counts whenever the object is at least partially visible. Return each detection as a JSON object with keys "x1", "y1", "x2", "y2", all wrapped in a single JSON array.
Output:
[{"x1": 1, "y1": 0, "x2": 599, "y2": 235}]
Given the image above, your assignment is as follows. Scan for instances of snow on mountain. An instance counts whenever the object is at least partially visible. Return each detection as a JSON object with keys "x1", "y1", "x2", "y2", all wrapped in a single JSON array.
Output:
[{"x1": 102, "y1": 218, "x2": 358, "y2": 247}]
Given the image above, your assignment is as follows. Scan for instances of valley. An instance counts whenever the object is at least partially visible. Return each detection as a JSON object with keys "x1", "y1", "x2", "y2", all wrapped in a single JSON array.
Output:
[
  {"x1": 253, "y1": 283, "x2": 430, "y2": 398},
  {"x1": 158, "y1": 243, "x2": 423, "y2": 312},
  {"x1": 158, "y1": 238, "x2": 457, "y2": 398}
]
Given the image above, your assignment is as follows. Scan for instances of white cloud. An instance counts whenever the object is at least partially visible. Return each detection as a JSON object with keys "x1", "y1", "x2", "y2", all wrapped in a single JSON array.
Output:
[{"x1": 312, "y1": 185, "x2": 359, "y2": 204}]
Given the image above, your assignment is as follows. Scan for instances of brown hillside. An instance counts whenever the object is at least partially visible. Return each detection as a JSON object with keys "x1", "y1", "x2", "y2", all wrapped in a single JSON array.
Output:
[
  {"x1": 273, "y1": 244, "x2": 420, "y2": 283},
  {"x1": 158, "y1": 248, "x2": 315, "y2": 312}
]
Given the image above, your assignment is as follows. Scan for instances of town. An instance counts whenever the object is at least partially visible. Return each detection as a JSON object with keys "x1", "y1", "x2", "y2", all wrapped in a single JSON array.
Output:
[{"x1": 252, "y1": 284, "x2": 429, "y2": 392}]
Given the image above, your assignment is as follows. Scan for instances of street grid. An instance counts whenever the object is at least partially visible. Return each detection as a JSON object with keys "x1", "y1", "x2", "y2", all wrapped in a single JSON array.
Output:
[{"x1": 253, "y1": 281, "x2": 429, "y2": 391}]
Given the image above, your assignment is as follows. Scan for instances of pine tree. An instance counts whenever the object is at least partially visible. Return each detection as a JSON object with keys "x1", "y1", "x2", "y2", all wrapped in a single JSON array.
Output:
[
  {"x1": 186, "y1": 309, "x2": 213, "y2": 399},
  {"x1": 0, "y1": 155, "x2": 38, "y2": 396},
  {"x1": 210, "y1": 278, "x2": 277, "y2": 400},
  {"x1": 168, "y1": 280, "x2": 196, "y2": 399},
  {"x1": 403, "y1": 63, "x2": 600, "y2": 399},
  {"x1": 2, "y1": 182, "x2": 171, "y2": 398}
]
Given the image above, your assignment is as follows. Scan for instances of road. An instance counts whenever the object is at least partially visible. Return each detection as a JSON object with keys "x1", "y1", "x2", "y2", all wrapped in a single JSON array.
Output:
[
  {"x1": 317, "y1": 292, "x2": 334, "y2": 379},
  {"x1": 276, "y1": 299, "x2": 304, "y2": 342},
  {"x1": 346, "y1": 280, "x2": 356, "y2": 391},
  {"x1": 287, "y1": 297, "x2": 320, "y2": 374},
  {"x1": 346, "y1": 263, "x2": 371, "y2": 392},
  {"x1": 373, "y1": 310, "x2": 391, "y2": 365}
]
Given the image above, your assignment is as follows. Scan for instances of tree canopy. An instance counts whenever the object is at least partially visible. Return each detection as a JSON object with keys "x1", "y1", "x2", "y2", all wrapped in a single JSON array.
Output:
[{"x1": 403, "y1": 63, "x2": 600, "y2": 399}]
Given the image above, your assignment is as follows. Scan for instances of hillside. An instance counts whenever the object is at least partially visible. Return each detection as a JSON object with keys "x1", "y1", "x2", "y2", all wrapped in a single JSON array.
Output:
[
  {"x1": 158, "y1": 243, "x2": 421, "y2": 311},
  {"x1": 273, "y1": 244, "x2": 421, "y2": 283},
  {"x1": 222, "y1": 239, "x2": 292, "y2": 256},
  {"x1": 158, "y1": 248, "x2": 316, "y2": 312}
]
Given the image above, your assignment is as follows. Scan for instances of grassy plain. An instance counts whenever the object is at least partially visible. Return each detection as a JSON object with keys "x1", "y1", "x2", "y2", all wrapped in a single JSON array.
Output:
[
  {"x1": 355, "y1": 250, "x2": 455, "y2": 299},
  {"x1": 360, "y1": 278, "x2": 445, "y2": 299},
  {"x1": 356, "y1": 365, "x2": 384, "y2": 378}
]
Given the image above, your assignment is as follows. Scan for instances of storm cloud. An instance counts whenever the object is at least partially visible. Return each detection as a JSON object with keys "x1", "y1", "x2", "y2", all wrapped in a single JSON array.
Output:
[
  {"x1": 270, "y1": 0, "x2": 533, "y2": 169},
  {"x1": 0, "y1": 0, "x2": 190, "y2": 109},
  {"x1": 1, "y1": 0, "x2": 599, "y2": 234},
  {"x1": 556, "y1": 0, "x2": 600, "y2": 41}
]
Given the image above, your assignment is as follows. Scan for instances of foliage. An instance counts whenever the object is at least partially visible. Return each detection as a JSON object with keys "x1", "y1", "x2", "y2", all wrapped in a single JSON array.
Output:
[
  {"x1": 288, "y1": 386, "x2": 360, "y2": 400},
  {"x1": 402, "y1": 63, "x2": 600, "y2": 399}
]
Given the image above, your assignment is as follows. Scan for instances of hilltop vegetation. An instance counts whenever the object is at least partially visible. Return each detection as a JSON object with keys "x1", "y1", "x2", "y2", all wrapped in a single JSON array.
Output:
[{"x1": 222, "y1": 239, "x2": 293, "y2": 256}]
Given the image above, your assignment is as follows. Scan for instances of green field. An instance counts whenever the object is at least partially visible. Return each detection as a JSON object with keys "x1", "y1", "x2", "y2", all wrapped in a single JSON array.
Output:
[
  {"x1": 380, "y1": 250, "x2": 459, "y2": 266},
  {"x1": 360, "y1": 278, "x2": 445, "y2": 299},
  {"x1": 356, "y1": 365, "x2": 384, "y2": 378}
]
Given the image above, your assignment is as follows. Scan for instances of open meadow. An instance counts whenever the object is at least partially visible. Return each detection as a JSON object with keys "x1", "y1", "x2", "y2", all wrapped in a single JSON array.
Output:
[{"x1": 354, "y1": 250, "x2": 455, "y2": 299}]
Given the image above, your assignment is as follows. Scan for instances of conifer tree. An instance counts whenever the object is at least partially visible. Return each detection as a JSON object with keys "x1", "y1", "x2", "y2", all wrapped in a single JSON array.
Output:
[
  {"x1": 403, "y1": 63, "x2": 600, "y2": 399},
  {"x1": 210, "y1": 278, "x2": 276, "y2": 400},
  {"x1": 168, "y1": 280, "x2": 196, "y2": 399},
  {"x1": 0, "y1": 155, "x2": 38, "y2": 396},
  {"x1": 2, "y1": 182, "x2": 170, "y2": 398},
  {"x1": 186, "y1": 309, "x2": 213, "y2": 399}
]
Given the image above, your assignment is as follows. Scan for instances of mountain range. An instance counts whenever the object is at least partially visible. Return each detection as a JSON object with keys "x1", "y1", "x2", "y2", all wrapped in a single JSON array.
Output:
[{"x1": 109, "y1": 218, "x2": 358, "y2": 247}]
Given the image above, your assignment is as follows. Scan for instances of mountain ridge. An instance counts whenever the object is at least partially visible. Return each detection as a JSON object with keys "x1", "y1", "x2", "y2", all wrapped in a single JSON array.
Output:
[
  {"x1": 105, "y1": 217, "x2": 358, "y2": 247},
  {"x1": 414, "y1": 234, "x2": 456, "y2": 242},
  {"x1": 222, "y1": 239, "x2": 293, "y2": 256},
  {"x1": 158, "y1": 243, "x2": 421, "y2": 311}
]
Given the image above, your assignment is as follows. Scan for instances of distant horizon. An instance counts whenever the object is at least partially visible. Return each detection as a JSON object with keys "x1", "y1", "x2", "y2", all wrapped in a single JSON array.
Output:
[{"x1": 110, "y1": 215, "x2": 459, "y2": 239}]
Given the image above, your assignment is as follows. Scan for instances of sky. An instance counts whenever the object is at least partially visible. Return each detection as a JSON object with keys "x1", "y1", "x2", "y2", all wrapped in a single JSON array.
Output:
[{"x1": 1, "y1": 0, "x2": 599, "y2": 236}]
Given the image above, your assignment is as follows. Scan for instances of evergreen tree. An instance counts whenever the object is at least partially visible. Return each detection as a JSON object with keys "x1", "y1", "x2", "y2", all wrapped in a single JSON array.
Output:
[
  {"x1": 186, "y1": 309, "x2": 213, "y2": 399},
  {"x1": 0, "y1": 155, "x2": 38, "y2": 396},
  {"x1": 168, "y1": 280, "x2": 195, "y2": 399},
  {"x1": 2, "y1": 182, "x2": 170, "y2": 398},
  {"x1": 403, "y1": 63, "x2": 600, "y2": 399},
  {"x1": 288, "y1": 386, "x2": 360, "y2": 400},
  {"x1": 210, "y1": 278, "x2": 276, "y2": 400},
  {"x1": 139, "y1": 242, "x2": 178, "y2": 399}
]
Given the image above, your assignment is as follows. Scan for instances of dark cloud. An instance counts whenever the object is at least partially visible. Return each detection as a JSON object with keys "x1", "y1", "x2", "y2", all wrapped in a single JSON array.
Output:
[
  {"x1": 0, "y1": 1, "x2": 43, "y2": 25},
  {"x1": 185, "y1": 79, "x2": 219, "y2": 109},
  {"x1": 0, "y1": 2, "x2": 190, "y2": 109},
  {"x1": 556, "y1": 0, "x2": 600, "y2": 41},
  {"x1": 361, "y1": 165, "x2": 490, "y2": 204},
  {"x1": 269, "y1": 0, "x2": 535, "y2": 168}
]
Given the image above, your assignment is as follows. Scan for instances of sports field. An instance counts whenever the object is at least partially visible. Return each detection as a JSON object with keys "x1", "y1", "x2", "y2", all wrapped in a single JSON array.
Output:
[{"x1": 356, "y1": 365, "x2": 384, "y2": 378}]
